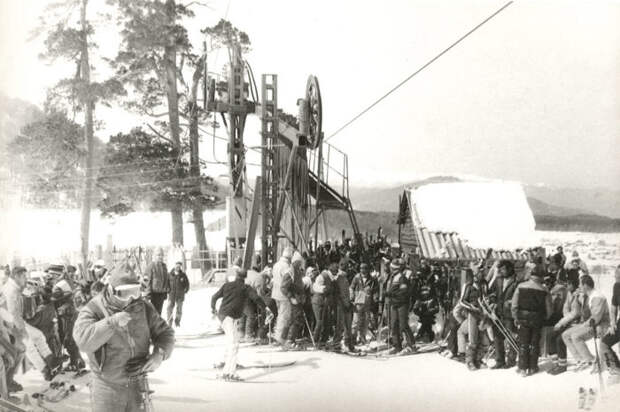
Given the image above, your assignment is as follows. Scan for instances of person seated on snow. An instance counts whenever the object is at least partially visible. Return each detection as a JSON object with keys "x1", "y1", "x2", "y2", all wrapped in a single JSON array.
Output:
[
  {"x1": 547, "y1": 277, "x2": 583, "y2": 375},
  {"x1": 562, "y1": 274, "x2": 610, "y2": 373},
  {"x1": 52, "y1": 279, "x2": 85, "y2": 371},
  {"x1": 166, "y1": 261, "x2": 190, "y2": 328},
  {"x1": 211, "y1": 268, "x2": 267, "y2": 381},
  {"x1": 413, "y1": 273, "x2": 440, "y2": 344},
  {"x1": 73, "y1": 266, "x2": 174, "y2": 412},
  {"x1": 599, "y1": 264, "x2": 620, "y2": 374}
]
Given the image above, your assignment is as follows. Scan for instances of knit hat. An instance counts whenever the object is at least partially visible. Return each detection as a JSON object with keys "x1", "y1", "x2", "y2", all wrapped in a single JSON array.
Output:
[
  {"x1": 390, "y1": 258, "x2": 404, "y2": 270},
  {"x1": 108, "y1": 266, "x2": 140, "y2": 289},
  {"x1": 282, "y1": 247, "x2": 294, "y2": 260},
  {"x1": 292, "y1": 251, "x2": 304, "y2": 266},
  {"x1": 54, "y1": 280, "x2": 72, "y2": 295},
  {"x1": 236, "y1": 268, "x2": 247, "y2": 279}
]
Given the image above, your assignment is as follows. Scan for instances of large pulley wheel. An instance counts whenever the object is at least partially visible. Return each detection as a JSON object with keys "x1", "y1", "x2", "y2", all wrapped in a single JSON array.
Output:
[{"x1": 305, "y1": 75, "x2": 323, "y2": 149}]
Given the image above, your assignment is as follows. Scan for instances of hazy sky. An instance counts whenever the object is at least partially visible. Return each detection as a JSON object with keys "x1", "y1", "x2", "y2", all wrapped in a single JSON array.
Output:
[{"x1": 1, "y1": 0, "x2": 618, "y2": 189}]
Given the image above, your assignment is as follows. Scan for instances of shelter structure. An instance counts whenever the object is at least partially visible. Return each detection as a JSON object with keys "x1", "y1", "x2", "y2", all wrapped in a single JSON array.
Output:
[{"x1": 397, "y1": 178, "x2": 538, "y2": 263}]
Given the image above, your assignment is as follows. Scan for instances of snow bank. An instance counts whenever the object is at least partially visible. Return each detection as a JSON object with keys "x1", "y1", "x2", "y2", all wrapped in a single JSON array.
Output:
[{"x1": 411, "y1": 181, "x2": 538, "y2": 250}]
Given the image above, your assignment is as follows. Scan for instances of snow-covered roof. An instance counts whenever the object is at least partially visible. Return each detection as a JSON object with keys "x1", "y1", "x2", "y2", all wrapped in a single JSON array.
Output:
[{"x1": 402, "y1": 180, "x2": 538, "y2": 260}]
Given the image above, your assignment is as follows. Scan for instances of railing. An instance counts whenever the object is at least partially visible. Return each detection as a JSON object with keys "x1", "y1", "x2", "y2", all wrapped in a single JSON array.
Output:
[{"x1": 307, "y1": 141, "x2": 351, "y2": 202}]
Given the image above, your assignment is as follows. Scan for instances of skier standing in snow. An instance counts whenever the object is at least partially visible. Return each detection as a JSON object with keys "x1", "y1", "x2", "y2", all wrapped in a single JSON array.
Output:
[
  {"x1": 385, "y1": 258, "x2": 416, "y2": 355},
  {"x1": 281, "y1": 252, "x2": 307, "y2": 349},
  {"x1": 350, "y1": 263, "x2": 378, "y2": 345},
  {"x1": 312, "y1": 261, "x2": 337, "y2": 349},
  {"x1": 210, "y1": 267, "x2": 267, "y2": 381},
  {"x1": 511, "y1": 265, "x2": 552, "y2": 376},
  {"x1": 333, "y1": 259, "x2": 356, "y2": 352},
  {"x1": 459, "y1": 267, "x2": 488, "y2": 370},
  {"x1": 272, "y1": 247, "x2": 294, "y2": 345},
  {"x1": 73, "y1": 266, "x2": 175, "y2": 412},
  {"x1": 488, "y1": 260, "x2": 519, "y2": 369}
]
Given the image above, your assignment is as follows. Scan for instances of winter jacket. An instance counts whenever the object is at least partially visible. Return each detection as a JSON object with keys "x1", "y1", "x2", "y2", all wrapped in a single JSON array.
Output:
[
  {"x1": 511, "y1": 278, "x2": 552, "y2": 328},
  {"x1": 73, "y1": 291, "x2": 175, "y2": 386},
  {"x1": 385, "y1": 271, "x2": 410, "y2": 307},
  {"x1": 281, "y1": 266, "x2": 306, "y2": 305},
  {"x1": 459, "y1": 280, "x2": 487, "y2": 314},
  {"x1": 584, "y1": 290, "x2": 610, "y2": 333},
  {"x1": 349, "y1": 273, "x2": 378, "y2": 308},
  {"x1": 144, "y1": 261, "x2": 170, "y2": 294},
  {"x1": 489, "y1": 277, "x2": 518, "y2": 320},
  {"x1": 334, "y1": 270, "x2": 352, "y2": 310},
  {"x1": 167, "y1": 270, "x2": 190, "y2": 301},
  {"x1": 555, "y1": 289, "x2": 583, "y2": 329},
  {"x1": 271, "y1": 257, "x2": 292, "y2": 301},
  {"x1": 311, "y1": 271, "x2": 336, "y2": 307},
  {"x1": 211, "y1": 279, "x2": 265, "y2": 321},
  {"x1": 1, "y1": 278, "x2": 25, "y2": 336}
]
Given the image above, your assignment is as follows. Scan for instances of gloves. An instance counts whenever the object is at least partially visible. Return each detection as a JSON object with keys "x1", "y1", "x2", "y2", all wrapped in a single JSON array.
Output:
[
  {"x1": 126, "y1": 356, "x2": 148, "y2": 376},
  {"x1": 141, "y1": 350, "x2": 164, "y2": 373},
  {"x1": 109, "y1": 312, "x2": 131, "y2": 328}
]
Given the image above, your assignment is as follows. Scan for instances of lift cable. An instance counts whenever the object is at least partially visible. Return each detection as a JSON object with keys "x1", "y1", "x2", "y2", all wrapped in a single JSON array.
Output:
[{"x1": 325, "y1": 1, "x2": 514, "y2": 143}]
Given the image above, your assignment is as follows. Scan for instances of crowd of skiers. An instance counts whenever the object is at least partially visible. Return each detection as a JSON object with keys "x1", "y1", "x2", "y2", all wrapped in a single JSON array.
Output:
[
  {"x1": 1, "y1": 240, "x2": 619, "y2": 407},
  {"x1": 211, "y1": 240, "x2": 620, "y2": 383}
]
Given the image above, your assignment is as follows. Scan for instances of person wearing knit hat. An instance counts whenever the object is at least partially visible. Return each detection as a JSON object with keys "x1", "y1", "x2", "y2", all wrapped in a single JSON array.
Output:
[
  {"x1": 272, "y1": 247, "x2": 295, "y2": 345},
  {"x1": 280, "y1": 251, "x2": 308, "y2": 349},
  {"x1": 511, "y1": 264, "x2": 552, "y2": 377},
  {"x1": 73, "y1": 265, "x2": 174, "y2": 411},
  {"x1": 51, "y1": 279, "x2": 85, "y2": 371}
]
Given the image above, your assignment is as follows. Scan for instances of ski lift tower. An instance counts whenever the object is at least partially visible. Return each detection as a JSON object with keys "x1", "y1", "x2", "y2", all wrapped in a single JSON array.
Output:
[{"x1": 206, "y1": 41, "x2": 362, "y2": 268}]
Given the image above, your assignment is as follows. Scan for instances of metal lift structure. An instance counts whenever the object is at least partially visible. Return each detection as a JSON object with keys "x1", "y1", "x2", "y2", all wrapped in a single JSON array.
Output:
[{"x1": 205, "y1": 43, "x2": 362, "y2": 268}]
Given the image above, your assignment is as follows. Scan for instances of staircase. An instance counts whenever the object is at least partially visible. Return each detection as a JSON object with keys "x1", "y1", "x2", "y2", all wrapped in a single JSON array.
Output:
[{"x1": 307, "y1": 142, "x2": 362, "y2": 243}]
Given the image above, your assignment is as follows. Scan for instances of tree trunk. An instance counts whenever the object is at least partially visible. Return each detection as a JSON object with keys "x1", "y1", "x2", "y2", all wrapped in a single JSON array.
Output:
[
  {"x1": 165, "y1": 0, "x2": 184, "y2": 246},
  {"x1": 79, "y1": 0, "x2": 94, "y2": 281},
  {"x1": 189, "y1": 59, "x2": 208, "y2": 275}
]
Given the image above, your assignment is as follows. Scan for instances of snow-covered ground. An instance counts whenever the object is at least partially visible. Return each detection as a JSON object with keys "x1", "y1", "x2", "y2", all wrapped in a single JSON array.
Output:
[
  {"x1": 10, "y1": 229, "x2": 620, "y2": 411},
  {"x1": 17, "y1": 285, "x2": 620, "y2": 412}
]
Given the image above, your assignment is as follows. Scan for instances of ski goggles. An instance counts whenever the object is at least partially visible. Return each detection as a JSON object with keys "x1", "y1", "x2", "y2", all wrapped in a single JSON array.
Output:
[{"x1": 112, "y1": 284, "x2": 142, "y2": 300}]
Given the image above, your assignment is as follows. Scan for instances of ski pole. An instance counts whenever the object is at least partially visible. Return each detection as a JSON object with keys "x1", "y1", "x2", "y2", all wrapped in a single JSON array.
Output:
[
  {"x1": 303, "y1": 311, "x2": 317, "y2": 349},
  {"x1": 590, "y1": 319, "x2": 605, "y2": 396}
]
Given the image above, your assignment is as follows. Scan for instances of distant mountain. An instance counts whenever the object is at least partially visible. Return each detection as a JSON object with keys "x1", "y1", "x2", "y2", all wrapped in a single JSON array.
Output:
[
  {"x1": 348, "y1": 176, "x2": 620, "y2": 233},
  {"x1": 523, "y1": 185, "x2": 620, "y2": 220}
]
